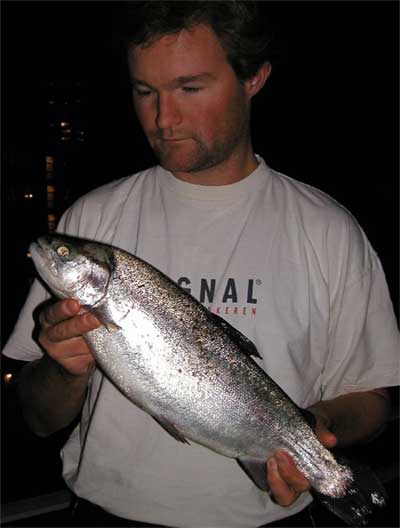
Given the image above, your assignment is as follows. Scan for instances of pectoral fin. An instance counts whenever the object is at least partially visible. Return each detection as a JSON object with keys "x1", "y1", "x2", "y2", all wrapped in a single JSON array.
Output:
[
  {"x1": 103, "y1": 321, "x2": 122, "y2": 332},
  {"x1": 154, "y1": 416, "x2": 190, "y2": 445},
  {"x1": 81, "y1": 305, "x2": 122, "y2": 333}
]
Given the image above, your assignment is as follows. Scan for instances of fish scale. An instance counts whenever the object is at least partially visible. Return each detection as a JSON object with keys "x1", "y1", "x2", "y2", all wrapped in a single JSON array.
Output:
[{"x1": 30, "y1": 234, "x2": 387, "y2": 526}]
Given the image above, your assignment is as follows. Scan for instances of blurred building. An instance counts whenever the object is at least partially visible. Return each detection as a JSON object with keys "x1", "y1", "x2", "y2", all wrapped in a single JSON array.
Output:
[
  {"x1": 45, "y1": 80, "x2": 88, "y2": 231},
  {"x1": 2, "y1": 79, "x2": 90, "y2": 508},
  {"x1": 2, "y1": 79, "x2": 88, "y2": 348}
]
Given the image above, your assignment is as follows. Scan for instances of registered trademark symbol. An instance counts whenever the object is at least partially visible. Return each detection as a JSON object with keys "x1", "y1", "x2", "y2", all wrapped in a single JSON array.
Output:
[{"x1": 256, "y1": 279, "x2": 262, "y2": 286}]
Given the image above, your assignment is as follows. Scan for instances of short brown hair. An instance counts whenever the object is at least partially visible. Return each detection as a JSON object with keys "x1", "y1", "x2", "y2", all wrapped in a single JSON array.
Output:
[{"x1": 116, "y1": 1, "x2": 274, "y2": 81}]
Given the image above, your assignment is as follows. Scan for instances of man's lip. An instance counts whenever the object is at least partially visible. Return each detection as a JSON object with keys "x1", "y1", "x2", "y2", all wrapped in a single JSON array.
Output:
[{"x1": 160, "y1": 137, "x2": 189, "y2": 142}]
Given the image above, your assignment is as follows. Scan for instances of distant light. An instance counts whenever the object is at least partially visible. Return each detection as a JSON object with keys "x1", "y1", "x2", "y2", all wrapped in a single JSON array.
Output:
[
  {"x1": 3, "y1": 373, "x2": 13, "y2": 383},
  {"x1": 24, "y1": 193, "x2": 34, "y2": 199},
  {"x1": 60, "y1": 121, "x2": 69, "y2": 128},
  {"x1": 46, "y1": 155, "x2": 55, "y2": 172},
  {"x1": 27, "y1": 251, "x2": 32, "y2": 258}
]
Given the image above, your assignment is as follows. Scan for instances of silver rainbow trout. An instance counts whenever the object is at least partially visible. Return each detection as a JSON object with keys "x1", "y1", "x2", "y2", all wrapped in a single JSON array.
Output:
[{"x1": 30, "y1": 234, "x2": 386, "y2": 526}]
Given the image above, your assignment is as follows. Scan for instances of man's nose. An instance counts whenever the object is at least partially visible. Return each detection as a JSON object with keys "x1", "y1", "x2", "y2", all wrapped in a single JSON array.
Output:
[{"x1": 156, "y1": 93, "x2": 182, "y2": 130}]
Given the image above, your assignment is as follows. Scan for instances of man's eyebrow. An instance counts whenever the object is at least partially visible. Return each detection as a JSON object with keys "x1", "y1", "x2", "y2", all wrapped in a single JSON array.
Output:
[
  {"x1": 170, "y1": 73, "x2": 216, "y2": 86},
  {"x1": 131, "y1": 78, "x2": 153, "y2": 89},
  {"x1": 131, "y1": 73, "x2": 215, "y2": 89}
]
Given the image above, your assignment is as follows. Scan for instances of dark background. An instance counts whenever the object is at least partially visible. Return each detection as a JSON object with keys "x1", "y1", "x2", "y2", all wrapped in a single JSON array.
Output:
[{"x1": 1, "y1": 0, "x2": 398, "y2": 524}]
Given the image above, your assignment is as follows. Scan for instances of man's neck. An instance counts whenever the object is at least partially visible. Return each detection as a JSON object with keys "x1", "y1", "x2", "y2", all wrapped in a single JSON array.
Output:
[{"x1": 171, "y1": 148, "x2": 259, "y2": 186}]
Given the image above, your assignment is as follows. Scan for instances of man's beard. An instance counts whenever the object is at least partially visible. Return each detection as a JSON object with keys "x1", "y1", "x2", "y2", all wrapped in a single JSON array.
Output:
[{"x1": 150, "y1": 118, "x2": 250, "y2": 174}]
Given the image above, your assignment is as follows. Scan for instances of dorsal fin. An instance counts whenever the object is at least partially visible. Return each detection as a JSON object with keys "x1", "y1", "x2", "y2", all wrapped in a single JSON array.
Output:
[{"x1": 208, "y1": 311, "x2": 262, "y2": 359}]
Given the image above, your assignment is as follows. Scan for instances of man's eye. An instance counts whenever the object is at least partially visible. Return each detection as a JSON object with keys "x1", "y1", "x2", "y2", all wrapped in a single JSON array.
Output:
[
  {"x1": 182, "y1": 86, "x2": 202, "y2": 93},
  {"x1": 134, "y1": 87, "x2": 152, "y2": 97}
]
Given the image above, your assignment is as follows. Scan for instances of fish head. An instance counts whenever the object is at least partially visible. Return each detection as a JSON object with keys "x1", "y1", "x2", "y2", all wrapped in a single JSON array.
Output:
[{"x1": 29, "y1": 234, "x2": 113, "y2": 307}]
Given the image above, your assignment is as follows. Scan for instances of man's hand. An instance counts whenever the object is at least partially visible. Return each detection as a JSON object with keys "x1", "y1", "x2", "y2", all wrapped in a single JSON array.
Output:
[
  {"x1": 266, "y1": 415, "x2": 337, "y2": 506},
  {"x1": 266, "y1": 388, "x2": 391, "y2": 506},
  {"x1": 17, "y1": 298, "x2": 102, "y2": 437},
  {"x1": 38, "y1": 299, "x2": 101, "y2": 377}
]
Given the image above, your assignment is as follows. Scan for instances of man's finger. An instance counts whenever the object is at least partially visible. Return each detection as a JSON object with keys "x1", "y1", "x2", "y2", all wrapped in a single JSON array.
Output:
[
  {"x1": 274, "y1": 451, "x2": 310, "y2": 493},
  {"x1": 44, "y1": 312, "x2": 101, "y2": 343},
  {"x1": 315, "y1": 427, "x2": 337, "y2": 448},
  {"x1": 267, "y1": 457, "x2": 300, "y2": 507},
  {"x1": 313, "y1": 414, "x2": 338, "y2": 448},
  {"x1": 40, "y1": 299, "x2": 81, "y2": 327}
]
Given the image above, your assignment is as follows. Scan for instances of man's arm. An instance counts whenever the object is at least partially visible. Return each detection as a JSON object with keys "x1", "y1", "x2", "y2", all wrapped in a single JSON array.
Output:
[
  {"x1": 267, "y1": 388, "x2": 392, "y2": 506},
  {"x1": 308, "y1": 388, "x2": 391, "y2": 446},
  {"x1": 16, "y1": 299, "x2": 101, "y2": 437}
]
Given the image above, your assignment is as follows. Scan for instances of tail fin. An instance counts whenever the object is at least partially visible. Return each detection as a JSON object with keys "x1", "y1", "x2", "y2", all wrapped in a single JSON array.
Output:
[{"x1": 312, "y1": 450, "x2": 387, "y2": 527}]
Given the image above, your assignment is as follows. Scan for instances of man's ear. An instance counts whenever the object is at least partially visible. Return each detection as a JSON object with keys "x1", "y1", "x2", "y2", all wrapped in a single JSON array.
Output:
[{"x1": 245, "y1": 62, "x2": 272, "y2": 99}]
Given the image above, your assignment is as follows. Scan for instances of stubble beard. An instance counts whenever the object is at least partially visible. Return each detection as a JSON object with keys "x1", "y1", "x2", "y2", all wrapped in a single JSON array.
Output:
[{"x1": 151, "y1": 116, "x2": 251, "y2": 175}]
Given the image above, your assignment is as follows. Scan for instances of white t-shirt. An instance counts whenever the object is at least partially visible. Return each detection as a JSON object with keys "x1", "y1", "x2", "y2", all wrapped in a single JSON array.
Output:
[{"x1": 3, "y1": 158, "x2": 399, "y2": 528}]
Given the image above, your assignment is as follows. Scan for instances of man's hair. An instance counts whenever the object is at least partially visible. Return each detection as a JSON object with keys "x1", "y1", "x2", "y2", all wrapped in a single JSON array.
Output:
[{"x1": 116, "y1": 1, "x2": 274, "y2": 81}]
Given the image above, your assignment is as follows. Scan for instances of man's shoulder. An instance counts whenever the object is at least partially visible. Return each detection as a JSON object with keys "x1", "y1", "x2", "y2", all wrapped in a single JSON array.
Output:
[
  {"x1": 74, "y1": 165, "x2": 159, "y2": 208},
  {"x1": 57, "y1": 165, "x2": 163, "y2": 240},
  {"x1": 268, "y1": 167, "x2": 374, "y2": 265},
  {"x1": 270, "y1": 168, "x2": 357, "y2": 229}
]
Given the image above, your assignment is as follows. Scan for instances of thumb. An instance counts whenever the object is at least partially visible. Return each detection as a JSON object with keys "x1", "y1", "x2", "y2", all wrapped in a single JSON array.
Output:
[{"x1": 314, "y1": 414, "x2": 337, "y2": 448}]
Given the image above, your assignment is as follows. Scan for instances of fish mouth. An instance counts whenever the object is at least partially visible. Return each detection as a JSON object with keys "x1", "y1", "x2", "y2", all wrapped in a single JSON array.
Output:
[
  {"x1": 30, "y1": 239, "x2": 57, "y2": 273},
  {"x1": 29, "y1": 239, "x2": 63, "y2": 295},
  {"x1": 30, "y1": 241, "x2": 47, "y2": 267}
]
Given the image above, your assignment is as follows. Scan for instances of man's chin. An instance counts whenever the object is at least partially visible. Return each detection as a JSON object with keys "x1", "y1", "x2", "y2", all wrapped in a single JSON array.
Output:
[
  {"x1": 160, "y1": 162, "x2": 210, "y2": 175},
  {"x1": 152, "y1": 140, "x2": 210, "y2": 173},
  {"x1": 157, "y1": 156, "x2": 198, "y2": 174},
  {"x1": 157, "y1": 153, "x2": 218, "y2": 175}
]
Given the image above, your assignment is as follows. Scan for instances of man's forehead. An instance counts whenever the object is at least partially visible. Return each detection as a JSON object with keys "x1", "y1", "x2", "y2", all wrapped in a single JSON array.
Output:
[{"x1": 127, "y1": 24, "x2": 228, "y2": 71}]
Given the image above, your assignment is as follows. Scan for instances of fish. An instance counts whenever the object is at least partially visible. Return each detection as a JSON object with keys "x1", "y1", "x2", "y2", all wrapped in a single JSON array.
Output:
[{"x1": 29, "y1": 233, "x2": 387, "y2": 526}]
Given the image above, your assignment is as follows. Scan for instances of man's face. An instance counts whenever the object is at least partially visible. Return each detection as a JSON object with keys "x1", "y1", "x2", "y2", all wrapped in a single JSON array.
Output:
[{"x1": 128, "y1": 24, "x2": 255, "y2": 176}]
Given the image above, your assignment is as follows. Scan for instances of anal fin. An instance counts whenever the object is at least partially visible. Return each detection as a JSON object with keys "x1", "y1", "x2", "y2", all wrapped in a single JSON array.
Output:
[
  {"x1": 237, "y1": 457, "x2": 268, "y2": 491},
  {"x1": 300, "y1": 408, "x2": 317, "y2": 430}
]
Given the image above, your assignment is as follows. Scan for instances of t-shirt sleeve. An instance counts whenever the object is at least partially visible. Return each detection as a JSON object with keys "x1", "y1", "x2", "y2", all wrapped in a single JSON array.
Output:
[
  {"x1": 2, "y1": 204, "x2": 84, "y2": 362},
  {"x1": 320, "y1": 216, "x2": 399, "y2": 399},
  {"x1": 2, "y1": 279, "x2": 50, "y2": 361},
  {"x1": 2, "y1": 172, "x2": 144, "y2": 363}
]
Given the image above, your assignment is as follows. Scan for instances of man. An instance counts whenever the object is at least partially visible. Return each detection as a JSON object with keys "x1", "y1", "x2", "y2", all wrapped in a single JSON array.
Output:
[{"x1": 3, "y1": 2, "x2": 398, "y2": 527}]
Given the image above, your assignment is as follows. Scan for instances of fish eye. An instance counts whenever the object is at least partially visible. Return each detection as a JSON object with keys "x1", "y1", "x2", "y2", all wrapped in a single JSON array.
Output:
[{"x1": 56, "y1": 245, "x2": 70, "y2": 258}]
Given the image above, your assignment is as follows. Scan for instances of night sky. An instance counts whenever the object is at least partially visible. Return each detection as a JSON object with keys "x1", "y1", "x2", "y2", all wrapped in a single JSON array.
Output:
[{"x1": 3, "y1": 0, "x2": 399, "y2": 316}]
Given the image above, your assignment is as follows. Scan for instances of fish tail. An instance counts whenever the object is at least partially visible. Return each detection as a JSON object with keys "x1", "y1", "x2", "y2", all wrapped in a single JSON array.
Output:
[{"x1": 313, "y1": 451, "x2": 387, "y2": 527}]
